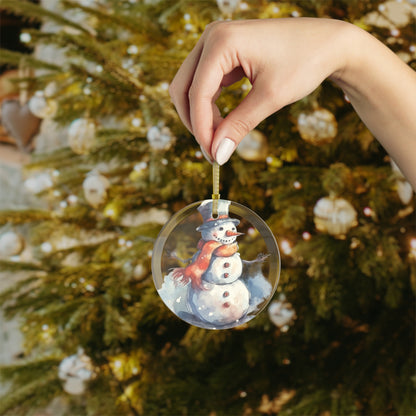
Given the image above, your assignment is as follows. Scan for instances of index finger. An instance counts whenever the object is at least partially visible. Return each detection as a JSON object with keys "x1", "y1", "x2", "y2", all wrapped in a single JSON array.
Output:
[
  {"x1": 169, "y1": 37, "x2": 205, "y2": 134},
  {"x1": 188, "y1": 45, "x2": 234, "y2": 153}
]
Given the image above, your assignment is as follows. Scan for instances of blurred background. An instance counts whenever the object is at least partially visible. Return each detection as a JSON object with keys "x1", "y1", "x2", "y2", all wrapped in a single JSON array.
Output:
[{"x1": 0, "y1": 0, "x2": 415, "y2": 415}]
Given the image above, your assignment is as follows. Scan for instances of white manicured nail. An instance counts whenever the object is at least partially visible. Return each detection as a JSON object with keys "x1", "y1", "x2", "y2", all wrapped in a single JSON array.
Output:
[
  {"x1": 215, "y1": 138, "x2": 236, "y2": 166},
  {"x1": 200, "y1": 146, "x2": 213, "y2": 164}
]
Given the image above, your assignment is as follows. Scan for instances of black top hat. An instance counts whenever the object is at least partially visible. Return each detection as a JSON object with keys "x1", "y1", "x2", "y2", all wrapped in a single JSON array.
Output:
[{"x1": 196, "y1": 199, "x2": 240, "y2": 231}]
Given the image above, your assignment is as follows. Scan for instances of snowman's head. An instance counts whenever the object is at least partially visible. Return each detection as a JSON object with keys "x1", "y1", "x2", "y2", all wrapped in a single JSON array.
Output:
[{"x1": 200, "y1": 220, "x2": 243, "y2": 244}]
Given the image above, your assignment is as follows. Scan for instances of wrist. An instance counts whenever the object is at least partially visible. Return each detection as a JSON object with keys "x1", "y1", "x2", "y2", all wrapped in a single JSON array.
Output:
[{"x1": 328, "y1": 21, "x2": 365, "y2": 89}]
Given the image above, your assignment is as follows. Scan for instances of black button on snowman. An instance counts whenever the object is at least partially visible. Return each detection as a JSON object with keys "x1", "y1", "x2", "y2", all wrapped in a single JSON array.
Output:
[{"x1": 153, "y1": 199, "x2": 280, "y2": 329}]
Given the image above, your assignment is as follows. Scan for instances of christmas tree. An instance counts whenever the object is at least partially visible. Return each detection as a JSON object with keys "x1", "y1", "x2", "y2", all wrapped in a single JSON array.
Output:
[{"x1": 0, "y1": 0, "x2": 415, "y2": 415}]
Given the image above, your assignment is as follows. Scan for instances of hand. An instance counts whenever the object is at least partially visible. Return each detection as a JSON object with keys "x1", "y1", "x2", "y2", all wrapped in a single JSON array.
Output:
[
  {"x1": 169, "y1": 18, "x2": 416, "y2": 190},
  {"x1": 169, "y1": 18, "x2": 349, "y2": 164}
]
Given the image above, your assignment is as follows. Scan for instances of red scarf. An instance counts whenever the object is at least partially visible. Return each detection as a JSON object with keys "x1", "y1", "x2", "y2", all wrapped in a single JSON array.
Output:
[{"x1": 171, "y1": 239, "x2": 238, "y2": 290}]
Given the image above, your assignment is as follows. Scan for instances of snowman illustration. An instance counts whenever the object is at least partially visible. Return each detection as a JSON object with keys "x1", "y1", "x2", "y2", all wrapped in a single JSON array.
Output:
[{"x1": 158, "y1": 199, "x2": 272, "y2": 328}]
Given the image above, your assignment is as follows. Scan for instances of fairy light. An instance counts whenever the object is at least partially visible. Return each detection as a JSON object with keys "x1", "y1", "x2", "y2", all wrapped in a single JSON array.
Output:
[
  {"x1": 410, "y1": 238, "x2": 416, "y2": 258},
  {"x1": 132, "y1": 117, "x2": 142, "y2": 127},
  {"x1": 302, "y1": 231, "x2": 311, "y2": 241},
  {"x1": 293, "y1": 181, "x2": 302, "y2": 190},
  {"x1": 390, "y1": 28, "x2": 400, "y2": 37},
  {"x1": 67, "y1": 194, "x2": 78, "y2": 205},
  {"x1": 127, "y1": 45, "x2": 139, "y2": 55},
  {"x1": 20, "y1": 32, "x2": 31, "y2": 43},
  {"x1": 41, "y1": 242, "x2": 53, "y2": 253},
  {"x1": 363, "y1": 207, "x2": 373, "y2": 217},
  {"x1": 134, "y1": 162, "x2": 147, "y2": 171},
  {"x1": 281, "y1": 239, "x2": 292, "y2": 255}
]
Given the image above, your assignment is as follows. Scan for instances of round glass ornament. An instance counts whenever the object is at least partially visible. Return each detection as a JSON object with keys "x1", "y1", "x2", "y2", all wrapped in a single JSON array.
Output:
[{"x1": 152, "y1": 199, "x2": 280, "y2": 330}]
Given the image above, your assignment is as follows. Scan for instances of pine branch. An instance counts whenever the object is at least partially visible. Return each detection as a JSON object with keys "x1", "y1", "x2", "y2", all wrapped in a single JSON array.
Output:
[
  {"x1": 0, "y1": 0, "x2": 91, "y2": 34},
  {"x1": 0, "y1": 210, "x2": 52, "y2": 226},
  {"x1": 62, "y1": 0, "x2": 162, "y2": 40},
  {"x1": 55, "y1": 32, "x2": 143, "y2": 90},
  {"x1": 0, "y1": 260, "x2": 43, "y2": 272},
  {"x1": 0, "y1": 49, "x2": 61, "y2": 72},
  {"x1": 0, "y1": 360, "x2": 61, "y2": 415}
]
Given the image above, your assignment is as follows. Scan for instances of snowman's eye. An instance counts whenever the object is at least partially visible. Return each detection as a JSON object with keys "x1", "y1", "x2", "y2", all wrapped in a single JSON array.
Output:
[{"x1": 219, "y1": 227, "x2": 224, "y2": 231}]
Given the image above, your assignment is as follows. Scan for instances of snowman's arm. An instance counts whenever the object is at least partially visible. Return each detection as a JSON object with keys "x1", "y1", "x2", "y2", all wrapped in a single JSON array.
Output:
[
  {"x1": 242, "y1": 253, "x2": 270, "y2": 265},
  {"x1": 167, "y1": 250, "x2": 195, "y2": 265}
]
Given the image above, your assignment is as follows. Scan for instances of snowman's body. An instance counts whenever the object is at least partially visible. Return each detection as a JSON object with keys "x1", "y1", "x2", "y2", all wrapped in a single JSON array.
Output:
[
  {"x1": 187, "y1": 219, "x2": 250, "y2": 326},
  {"x1": 203, "y1": 253, "x2": 243, "y2": 284},
  {"x1": 189, "y1": 279, "x2": 249, "y2": 326}
]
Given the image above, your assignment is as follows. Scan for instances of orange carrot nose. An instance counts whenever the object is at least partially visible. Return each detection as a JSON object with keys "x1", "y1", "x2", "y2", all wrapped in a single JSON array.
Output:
[{"x1": 226, "y1": 230, "x2": 244, "y2": 237}]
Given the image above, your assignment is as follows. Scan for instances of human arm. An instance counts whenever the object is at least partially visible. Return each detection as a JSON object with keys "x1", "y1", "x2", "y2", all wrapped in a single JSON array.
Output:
[{"x1": 168, "y1": 18, "x2": 416, "y2": 190}]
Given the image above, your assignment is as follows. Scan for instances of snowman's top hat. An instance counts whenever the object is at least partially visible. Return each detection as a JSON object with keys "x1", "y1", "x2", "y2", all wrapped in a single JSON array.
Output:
[{"x1": 196, "y1": 199, "x2": 240, "y2": 231}]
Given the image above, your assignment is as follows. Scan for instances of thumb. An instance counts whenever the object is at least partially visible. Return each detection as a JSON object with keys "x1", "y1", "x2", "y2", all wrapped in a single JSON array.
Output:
[{"x1": 212, "y1": 84, "x2": 277, "y2": 165}]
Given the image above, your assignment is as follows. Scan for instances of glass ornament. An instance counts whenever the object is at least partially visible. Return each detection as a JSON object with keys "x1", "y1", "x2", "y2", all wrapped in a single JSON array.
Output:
[{"x1": 152, "y1": 198, "x2": 280, "y2": 329}]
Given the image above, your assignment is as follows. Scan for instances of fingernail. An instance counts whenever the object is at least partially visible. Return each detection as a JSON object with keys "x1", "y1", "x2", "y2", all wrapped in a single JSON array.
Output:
[
  {"x1": 215, "y1": 138, "x2": 236, "y2": 166},
  {"x1": 200, "y1": 146, "x2": 213, "y2": 164}
]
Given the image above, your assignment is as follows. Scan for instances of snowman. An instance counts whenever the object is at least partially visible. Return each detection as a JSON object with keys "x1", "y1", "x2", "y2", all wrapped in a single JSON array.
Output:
[{"x1": 169, "y1": 200, "x2": 250, "y2": 327}]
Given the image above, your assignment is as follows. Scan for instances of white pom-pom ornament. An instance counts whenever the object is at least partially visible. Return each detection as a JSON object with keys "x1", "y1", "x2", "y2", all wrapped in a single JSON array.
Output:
[
  {"x1": 24, "y1": 172, "x2": 53, "y2": 194},
  {"x1": 58, "y1": 348, "x2": 95, "y2": 395},
  {"x1": 146, "y1": 124, "x2": 174, "y2": 150},
  {"x1": 0, "y1": 231, "x2": 25, "y2": 257},
  {"x1": 396, "y1": 181, "x2": 413, "y2": 205},
  {"x1": 217, "y1": 0, "x2": 240, "y2": 16},
  {"x1": 68, "y1": 118, "x2": 96, "y2": 154},
  {"x1": 236, "y1": 130, "x2": 269, "y2": 162},
  {"x1": 390, "y1": 159, "x2": 414, "y2": 205},
  {"x1": 83, "y1": 171, "x2": 110, "y2": 208},
  {"x1": 28, "y1": 91, "x2": 57, "y2": 119},
  {"x1": 297, "y1": 107, "x2": 338, "y2": 145},
  {"x1": 268, "y1": 294, "x2": 296, "y2": 330},
  {"x1": 313, "y1": 196, "x2": 358, "y2": 237}
]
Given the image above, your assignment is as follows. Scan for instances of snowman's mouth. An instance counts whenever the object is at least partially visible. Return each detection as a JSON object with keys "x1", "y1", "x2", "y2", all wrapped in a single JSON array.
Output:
[{"x1": 216, "y1": 236, "x2": 236, "y2": 244}]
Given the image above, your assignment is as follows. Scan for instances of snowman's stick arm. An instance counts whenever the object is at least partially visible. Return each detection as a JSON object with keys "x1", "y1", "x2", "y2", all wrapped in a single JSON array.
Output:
[
  {"x1": 242, "y1": 253, "x2": 270, "y2": 265},
  {"x1": 167, "y1": 250, "x2": 194, "y2": 264}
]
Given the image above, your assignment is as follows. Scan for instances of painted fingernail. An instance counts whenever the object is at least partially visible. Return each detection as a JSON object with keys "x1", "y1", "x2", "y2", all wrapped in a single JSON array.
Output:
[
  {"x1": 215, "y1": 138, "x2": 236, "y2": 166},
  {"x1": 200, "y1": 146, "x2": 213, "y2": 164}
]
